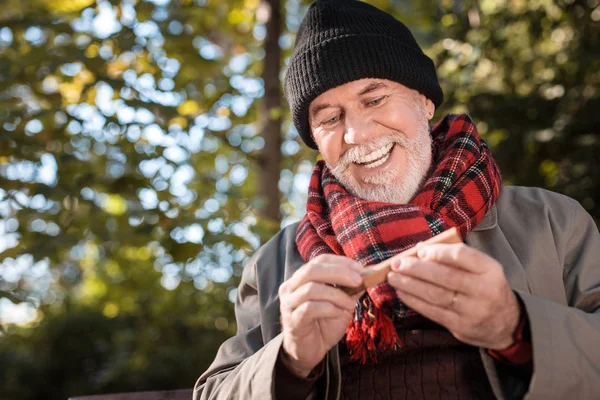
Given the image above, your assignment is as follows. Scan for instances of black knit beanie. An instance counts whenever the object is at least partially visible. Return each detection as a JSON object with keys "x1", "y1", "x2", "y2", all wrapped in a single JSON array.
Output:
[{"x1": 283, "y1": 0, "x2": 443, "y2": 149}]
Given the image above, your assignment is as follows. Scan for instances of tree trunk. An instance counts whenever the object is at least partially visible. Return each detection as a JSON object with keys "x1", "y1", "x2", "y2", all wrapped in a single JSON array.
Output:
[{"x1": 257, "y1": 0, "x2": 282, "y2": 225}]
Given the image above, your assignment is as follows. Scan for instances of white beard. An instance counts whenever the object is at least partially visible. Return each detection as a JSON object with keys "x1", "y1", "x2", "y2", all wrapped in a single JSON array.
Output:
[{"x1": 327, "y1": 112, "x2": 432, "y2": 204}]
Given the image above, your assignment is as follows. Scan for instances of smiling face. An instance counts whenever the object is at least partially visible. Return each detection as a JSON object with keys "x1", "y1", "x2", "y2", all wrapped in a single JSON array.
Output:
[{"x1": 308, "y1": 78, "x2": 436, "y2": 204}]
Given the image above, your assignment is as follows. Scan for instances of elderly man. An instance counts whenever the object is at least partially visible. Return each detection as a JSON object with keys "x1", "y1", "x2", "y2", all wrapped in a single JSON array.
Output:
[{"x1": 194, "y1": 0, "x2": 600, "y2": 399}]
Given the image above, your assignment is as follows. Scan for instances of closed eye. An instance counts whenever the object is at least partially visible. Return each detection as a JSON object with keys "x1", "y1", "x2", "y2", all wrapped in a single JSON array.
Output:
[{"x1": 366, "y1": 96, "x2": 387, "y2": 107}]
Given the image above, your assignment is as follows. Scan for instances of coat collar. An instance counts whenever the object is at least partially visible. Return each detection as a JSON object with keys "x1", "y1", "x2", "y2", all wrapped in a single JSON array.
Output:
[{"x1": 472, "y1": 205, "x2": 498, "y2": 231}]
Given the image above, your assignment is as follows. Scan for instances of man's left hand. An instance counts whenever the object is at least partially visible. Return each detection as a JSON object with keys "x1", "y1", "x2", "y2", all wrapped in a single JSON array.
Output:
[{"x1": 387, "y1": 243, "x2": 520, "y2": 350}]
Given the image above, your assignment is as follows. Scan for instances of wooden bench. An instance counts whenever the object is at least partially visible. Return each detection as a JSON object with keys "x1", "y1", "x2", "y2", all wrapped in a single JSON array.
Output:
[{"x1": 69, "y1": 389, "x2": 193, "y2": 400}]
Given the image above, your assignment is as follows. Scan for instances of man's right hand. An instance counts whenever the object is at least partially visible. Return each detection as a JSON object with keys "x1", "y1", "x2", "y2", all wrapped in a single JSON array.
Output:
[{"x1": 278, "y1": 254, "x2": 364, "y2": 378}]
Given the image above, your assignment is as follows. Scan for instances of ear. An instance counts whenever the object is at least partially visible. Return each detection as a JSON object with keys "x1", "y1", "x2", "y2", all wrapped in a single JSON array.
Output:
[{"x1": 423, "y1": 97, "x2": 435, "y2": 121}]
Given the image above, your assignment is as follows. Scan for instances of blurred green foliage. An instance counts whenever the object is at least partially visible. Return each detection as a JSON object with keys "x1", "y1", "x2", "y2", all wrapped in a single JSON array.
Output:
[
  {"x1": 0, "y1": 0, "x2": 598, "y2": 399},
  {"x1": 428, "y1": 0, "x2": 600, "y2": 211}
]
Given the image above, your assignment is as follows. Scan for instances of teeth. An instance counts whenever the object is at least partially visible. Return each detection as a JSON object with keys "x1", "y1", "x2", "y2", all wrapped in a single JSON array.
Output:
[
  {"x1": 363, "y1": 150, "x2": 392, "y2": 168},
  {"x1": 355, "y1": 143, "x2": 394, "y2": 166}
]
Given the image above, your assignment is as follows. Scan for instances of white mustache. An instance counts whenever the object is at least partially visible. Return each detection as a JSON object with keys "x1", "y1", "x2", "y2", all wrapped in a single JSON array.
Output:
[{"x1": 335, "y1": 133, "x2": 410, "y2": 169}]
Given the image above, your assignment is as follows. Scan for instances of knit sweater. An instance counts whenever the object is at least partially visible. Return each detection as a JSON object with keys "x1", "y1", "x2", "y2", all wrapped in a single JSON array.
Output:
[
  {"x1": 338, "y1": 315, "x2": 495, "y2": 399},
  {"x1": 275, "y1": 314, "x2": 532, "y2": 399}
]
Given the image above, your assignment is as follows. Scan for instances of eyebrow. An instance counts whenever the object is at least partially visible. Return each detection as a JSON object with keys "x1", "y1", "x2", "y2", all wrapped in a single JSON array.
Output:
[
  {"x1": 357, "y1": 81, "x2": 388, "y2": 96},
  {"x1": 310, "y1": 82, "x2": 389, "y2": 120},
  {"x1": 311, "y1": 103, "x2": 333, "y2": 119}
]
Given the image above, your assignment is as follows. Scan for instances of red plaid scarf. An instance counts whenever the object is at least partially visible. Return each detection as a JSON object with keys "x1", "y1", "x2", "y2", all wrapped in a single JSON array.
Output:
[{"x1": 296, "y1": 114, "x2": 502, "y2": 363}]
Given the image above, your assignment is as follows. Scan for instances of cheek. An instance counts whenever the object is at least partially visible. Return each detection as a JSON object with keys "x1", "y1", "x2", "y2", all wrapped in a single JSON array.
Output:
[
  {"x1": 315, "y1": 131, "x2": 344, "y2": 165},
  {"x1": 376, "y1": 105, "x2": 420, "y2": 138}
]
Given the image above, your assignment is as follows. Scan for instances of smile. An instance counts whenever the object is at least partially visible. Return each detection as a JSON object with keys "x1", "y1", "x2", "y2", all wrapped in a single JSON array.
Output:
[{"x1": 355, "y1": 143, "x2": 394, "y2": 168}]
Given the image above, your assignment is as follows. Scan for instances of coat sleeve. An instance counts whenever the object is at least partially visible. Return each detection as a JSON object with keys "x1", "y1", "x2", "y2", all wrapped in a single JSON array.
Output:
[
  {"x1": 193, "y1": 246, "x2": 326, "y2": 400},
  {"x1": 481, "y1": 198, "x2": 600, "y2": 399},
  {"x1": 193, "y1": 256, "x2": 284, "y2": 400}
]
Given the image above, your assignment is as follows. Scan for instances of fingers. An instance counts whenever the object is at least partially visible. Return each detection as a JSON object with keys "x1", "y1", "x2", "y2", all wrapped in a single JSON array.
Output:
[
  {"x1": 287, "y1": 301, "x2": 353, "y2": 327},
  {"x1": 390, "y1": 256, "x2": 474, "y2": 295},
  {"x1": 388, "y1": 271, "x2": 462, "y2": 312},
  {"x1": 279, "y1": 255, "x2": 363, "y2": 330},
  {"x1": 416, "y1": 243, "x2": 498, "y2": 274},
  {"x1": 280, "y1": 254, "x2": 363, "y2": 294},
  {"x1": 283, "y1": 282, "x2": 357, "y2": 314},
  {"x1": 393, "y1": 288, "x2": 456, "y2": 330}
]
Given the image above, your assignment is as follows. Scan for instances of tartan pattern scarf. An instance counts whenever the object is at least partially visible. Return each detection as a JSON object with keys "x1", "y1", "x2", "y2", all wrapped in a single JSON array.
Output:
[{"x1": 295, "y1": 114, "x2": 502, "y2": 363}]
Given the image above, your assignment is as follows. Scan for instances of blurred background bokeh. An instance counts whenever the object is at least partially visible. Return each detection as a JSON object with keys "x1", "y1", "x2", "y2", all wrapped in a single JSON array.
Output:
[{"x1": 0, "y1": 0, "x2": 598, "y2": 398}]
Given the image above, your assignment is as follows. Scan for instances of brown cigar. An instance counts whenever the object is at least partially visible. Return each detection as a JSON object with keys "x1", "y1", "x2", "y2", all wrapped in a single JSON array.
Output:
[{"x1": 341, "y1": 227, "x2": 462, "y2": 295}]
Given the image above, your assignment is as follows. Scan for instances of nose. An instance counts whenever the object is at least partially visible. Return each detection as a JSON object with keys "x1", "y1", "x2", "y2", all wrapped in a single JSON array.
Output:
[{"x1": 343, "y1": 113, "x2": 373, "y2": 145}]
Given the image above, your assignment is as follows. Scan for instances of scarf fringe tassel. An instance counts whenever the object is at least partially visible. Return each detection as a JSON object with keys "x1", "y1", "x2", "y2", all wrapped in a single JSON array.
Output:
[{"x1": 345, "y1": 297, "x2": 401, "y2": 363}]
